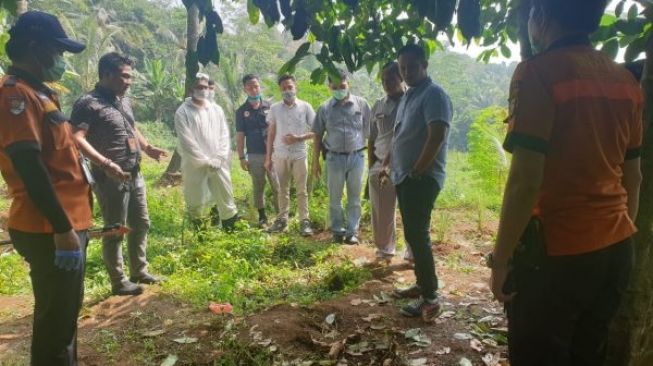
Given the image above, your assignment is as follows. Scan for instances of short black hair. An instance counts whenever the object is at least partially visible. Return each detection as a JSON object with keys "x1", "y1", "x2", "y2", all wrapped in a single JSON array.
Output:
[
  {"x1": 208, "y1": 79, "x2": 215, "y2": 86},
  {"x1": 532, "y1": 0, "x2": 608, "y2": 34},
  {"x1": 397, "y1": 44, "x2": 426, "y2": 60},
  {"x1": 327, "y1": 68, "x2": 349, "y2": 84},
  {"x1": 381, "y1": 61, "x2": 402, "y2": 80},
  {"x1": 278, "y1": 74, "x2": 296, "y2": 85},
  {"x1": 98, "y1": 52, "x2": 134, "y2": 79},
  {"x1": 242, "y1": 73, "x2": 259, "y2": 86}
]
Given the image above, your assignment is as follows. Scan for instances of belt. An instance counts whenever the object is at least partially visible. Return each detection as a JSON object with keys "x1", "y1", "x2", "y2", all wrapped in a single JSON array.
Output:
[{"x1": 328, "y1": 147, "x2": 366, "y2": 155}]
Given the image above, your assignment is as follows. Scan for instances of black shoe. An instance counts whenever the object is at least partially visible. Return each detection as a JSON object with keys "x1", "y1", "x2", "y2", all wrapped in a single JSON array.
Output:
[
  {"x1": 222, "y1": 214, "x2": 240, "y2": 233},
  {"x1": 112, "y1": 280, "x2": 144, "y2": 296},
  {"x1": 191, "y1": 218, "x2": 205, "y2": 231},
  {"x1": 344, "y1": 235, "x2": 359, "y2": 245},
  {"x1": 392, "y1": 284, "x2": 422, "y2": 299},
  {"x1": 209, "y1": 206, "x2": 220, "y2": 227},
  {"x1": 332, "y1": 234, "x2": 345, "y2": 243},
  {"x1": 258, "y1": 217, "x2": 268, "y2": 228},
  {"x1": 130, "y1": 273, "x2": 160, "y2": 285}
]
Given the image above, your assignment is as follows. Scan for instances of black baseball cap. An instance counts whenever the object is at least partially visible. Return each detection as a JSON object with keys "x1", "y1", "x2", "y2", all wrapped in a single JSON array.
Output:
[{"x1": 9, "y1": 11, "x2": 85, "y2": 53}]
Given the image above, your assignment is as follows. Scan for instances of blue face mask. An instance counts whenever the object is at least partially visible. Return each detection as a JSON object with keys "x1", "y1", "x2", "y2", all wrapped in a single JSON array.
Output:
[
  {"x1": 332, "y1": 89, "x2": 348, "y2": 101},
  {"x1": 247, "y1": 94, "x2": 262, "y2": 103},
  {"x1": 43, "y1": 55, "x2": 67, "y2": 82}
]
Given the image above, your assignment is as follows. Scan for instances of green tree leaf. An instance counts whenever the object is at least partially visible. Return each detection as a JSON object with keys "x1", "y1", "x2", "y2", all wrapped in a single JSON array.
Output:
[
  {"x1": 278, "y1": 41, "x2": 312, "y2": 76},
  {"x1": 500, "y1": 44, "x2": 511, "y2": 59},
  {"x1": 601, "y1": 38, "x2": 619, "y2": 60},
  {"x1": 624, "y1": 34, "x2": 648, "y2": 62},
  {"x1": 616, "y1": 19, "x2": 646, "y2": 36},
  {"x1": 627, "y1": 4, "x2": 639, "y2": 20}
]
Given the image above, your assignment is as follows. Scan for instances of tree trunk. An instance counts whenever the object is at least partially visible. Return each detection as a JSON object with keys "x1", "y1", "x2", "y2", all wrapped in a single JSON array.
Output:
[
  {"x1": 16, "y1": 0, "x2": 27, "y2": 15},
  {"x1": 163, "y1": 1, "x2": 201, "y2": 176},
  {"x1": 184, "y1": 1, "x2": 201, "y2": 98},
  {"x1": 163, "y1": 149, "x2": 182, "y2": 175},
  {"x1": 605, "y1": 34, "x2": 653, "y2": 366}
]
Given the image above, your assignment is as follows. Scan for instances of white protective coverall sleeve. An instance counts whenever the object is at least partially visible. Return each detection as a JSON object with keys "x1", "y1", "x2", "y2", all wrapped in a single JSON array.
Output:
[
  {"x1": 211, "y1": 104, "x2": 231, "y2": 169},
  {"x1": 174, "y1": 105, "x2": 212, "y2": 169}
]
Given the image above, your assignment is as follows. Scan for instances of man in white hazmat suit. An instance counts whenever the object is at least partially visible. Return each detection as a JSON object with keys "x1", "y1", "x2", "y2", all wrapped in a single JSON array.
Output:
[{"x1": 175, "y1": 73, "x2": 239, "y2": 231}]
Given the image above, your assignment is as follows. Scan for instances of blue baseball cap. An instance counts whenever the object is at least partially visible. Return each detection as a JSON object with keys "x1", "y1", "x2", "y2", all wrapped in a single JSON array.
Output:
[{"x1": 9, "y1": 11, "x2": 85, "y2": 53}]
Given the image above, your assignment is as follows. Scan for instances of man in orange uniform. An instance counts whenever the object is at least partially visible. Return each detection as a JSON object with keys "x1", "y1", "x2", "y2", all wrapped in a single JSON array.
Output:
[
  {"x1": 489, "y1": 1, "x2": 643, "y2": 365},
  {"x1": 0, "y1": 11, "x2": 92, "y2": 366}
]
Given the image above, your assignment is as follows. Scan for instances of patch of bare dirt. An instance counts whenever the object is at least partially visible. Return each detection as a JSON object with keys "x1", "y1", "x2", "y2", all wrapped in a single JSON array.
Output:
[{"x1": 242, "y1": 241, "x2": 507, "y2": 366}]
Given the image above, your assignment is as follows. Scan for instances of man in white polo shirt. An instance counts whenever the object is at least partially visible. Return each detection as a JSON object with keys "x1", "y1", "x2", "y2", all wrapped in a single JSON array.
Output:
[{"x1": 264, "y1": 74, "x2": 315, "y2": 236}]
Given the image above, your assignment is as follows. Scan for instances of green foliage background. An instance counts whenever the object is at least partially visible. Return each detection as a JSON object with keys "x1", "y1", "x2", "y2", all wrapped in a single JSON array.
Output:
[
  {"x1": 0, "y1": 0, "x2": 515, "y2": 152},
  {"x1": 0, "y1": 0, "x2": 517, "y2": 305}
]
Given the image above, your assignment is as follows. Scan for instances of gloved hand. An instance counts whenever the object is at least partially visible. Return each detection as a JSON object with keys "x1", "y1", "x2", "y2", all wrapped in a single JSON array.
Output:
[
  {"x1": 54, "y1": 249, "x2": 82, "y2": 271},
  {"x1": 208, "y1": 158, "x2": 224, "y2": 170},
  {"x1": 54, "y1": 229, "x2": 82, "y2": 271}
]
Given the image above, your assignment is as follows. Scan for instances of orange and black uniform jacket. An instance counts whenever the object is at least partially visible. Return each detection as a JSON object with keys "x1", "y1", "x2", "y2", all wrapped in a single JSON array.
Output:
[
  {"x1": 504, "y1": 35, "x2": 644, "y2": 256},
  {"x1": 0, "y1": 68, "x2": 92, "y2": 234}
]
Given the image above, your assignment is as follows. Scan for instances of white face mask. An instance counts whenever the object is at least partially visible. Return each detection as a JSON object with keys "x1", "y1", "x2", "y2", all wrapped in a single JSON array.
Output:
[
  {"x1": 193, "y1": 89, "x2": 209, "y2": 100},
  {"x1": 209, "y1": 90, "x2": 216, "y2": 100}
]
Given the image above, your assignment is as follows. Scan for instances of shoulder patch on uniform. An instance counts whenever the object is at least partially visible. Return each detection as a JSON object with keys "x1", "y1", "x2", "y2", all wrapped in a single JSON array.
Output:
[{"x1": 8, "y1": 95, "x2": 26, "y2": 115}]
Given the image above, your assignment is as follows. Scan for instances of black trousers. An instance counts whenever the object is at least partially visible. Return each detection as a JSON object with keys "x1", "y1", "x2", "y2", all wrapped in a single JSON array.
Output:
[
  {"x1": 10, "y1": 229, "x2": 88, "y2": 366},
  {"x1": 507, "y1": 238, "x2": 633, "y2": 366},
  {"x1": 396, "y1": 176, "x2": 441, "y2": 299}
]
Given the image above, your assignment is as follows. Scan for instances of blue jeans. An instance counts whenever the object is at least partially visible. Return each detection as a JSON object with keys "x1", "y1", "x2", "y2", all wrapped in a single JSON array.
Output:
[{"x1": 326, "y1": 150, "x2": 365, "y2": 236}]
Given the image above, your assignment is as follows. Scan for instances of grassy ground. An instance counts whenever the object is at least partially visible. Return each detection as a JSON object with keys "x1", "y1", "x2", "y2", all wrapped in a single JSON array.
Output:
[
  {"x1": 0, "y1": 122, "x2": 506, "y2": 365},
  {"x1": 0, "y1": 122, "x2": 500, "y2": 303}
]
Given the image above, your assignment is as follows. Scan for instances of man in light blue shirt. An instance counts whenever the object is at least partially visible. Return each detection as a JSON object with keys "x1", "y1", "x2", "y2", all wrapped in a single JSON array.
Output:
[
  {"x1": 384, "y1": 44, "x2": 453, "y2": 320},
  {"x1": 312, "y1": 69, "x2": 372, "y2": 244}
]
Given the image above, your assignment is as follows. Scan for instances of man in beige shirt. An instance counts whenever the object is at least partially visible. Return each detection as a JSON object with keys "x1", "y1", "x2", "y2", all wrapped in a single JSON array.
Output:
[
  {"x1": 265, "y1": 74, "x2": 315, "y2": 236},
  {"x1": 368, "y1": 61, "x2": 411, "y2": 263}
]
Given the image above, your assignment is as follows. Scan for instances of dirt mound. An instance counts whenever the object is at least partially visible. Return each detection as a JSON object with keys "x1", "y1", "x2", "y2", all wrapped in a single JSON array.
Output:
[{"x1": 243, "y1": 251, "x2": 506, "y2": 365}]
